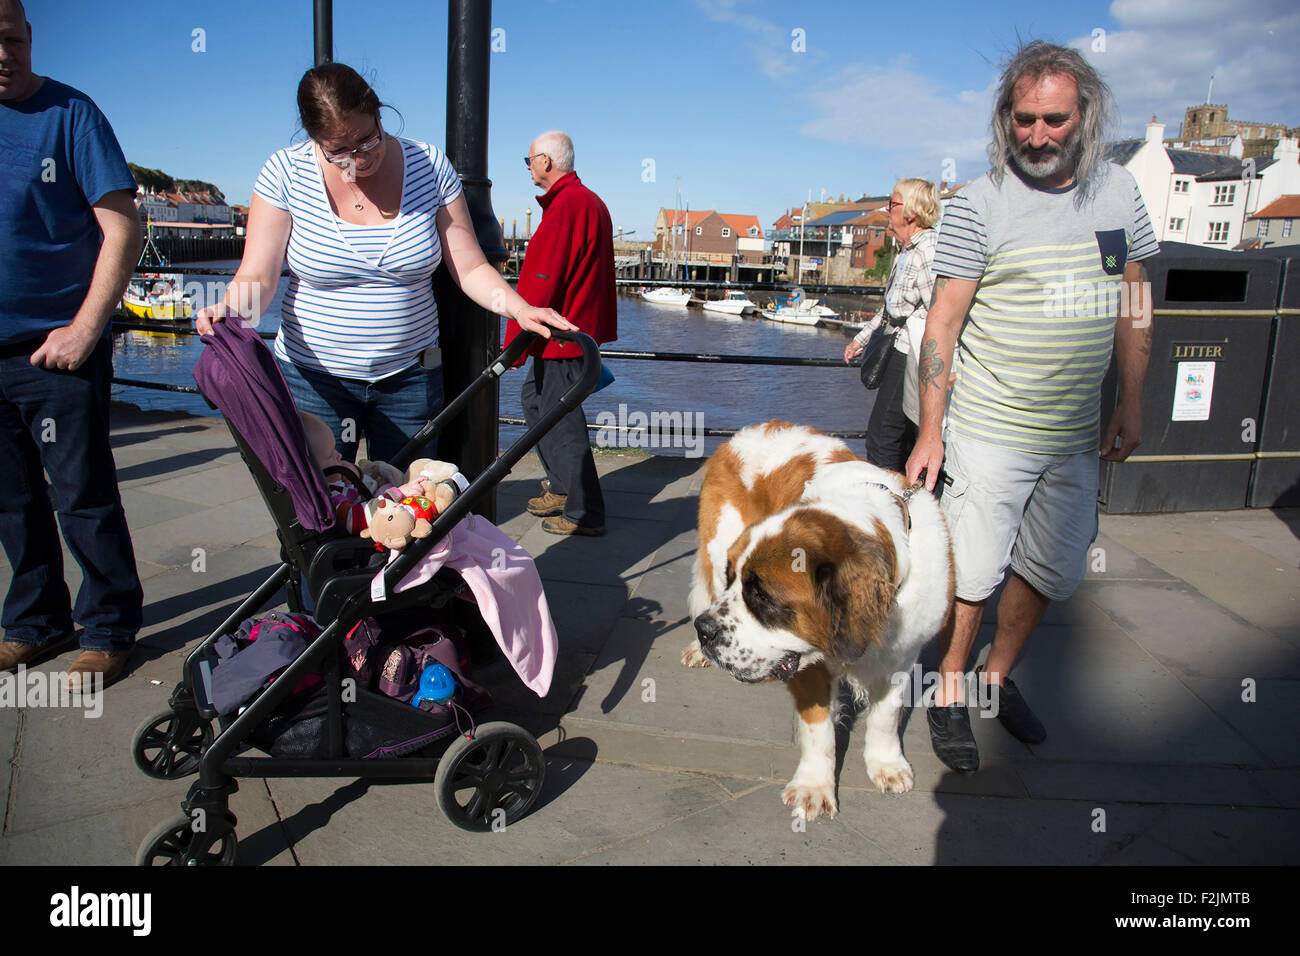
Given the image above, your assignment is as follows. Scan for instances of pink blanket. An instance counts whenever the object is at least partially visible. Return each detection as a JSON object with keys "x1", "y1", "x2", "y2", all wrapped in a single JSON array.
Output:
[{"x1": 388, "y1": 515, "x2": 558, "y2": 697}]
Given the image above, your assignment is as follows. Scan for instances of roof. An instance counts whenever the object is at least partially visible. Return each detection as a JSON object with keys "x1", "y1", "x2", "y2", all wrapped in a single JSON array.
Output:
[
  {"x1": 1250, "y1": 195, "x2": 1300, "y2": 219},
  {"x1": 843, "y1": 210, "x2": 888, "y2": 226},
  {"x1": 657, "y1": 208, "x2": 712, "y2": 230},
  {"x1": 1104, "y1": 139, "x2": 1278, "y2": 182},
  {"x1": 808, "y1": 209, "x2": 872, "y2": 226},
  {"x1": 1103, "y1": 140, "x2": 1143, "y2": 165},
  {"x1": 718, "y1": 213, "x2": 762, "y2": 237}
]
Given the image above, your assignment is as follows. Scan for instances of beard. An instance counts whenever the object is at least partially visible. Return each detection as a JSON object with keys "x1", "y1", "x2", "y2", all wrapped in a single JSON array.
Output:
[{"x1": 1010, "y1": 124, "x2": 1082, "y2": 180}]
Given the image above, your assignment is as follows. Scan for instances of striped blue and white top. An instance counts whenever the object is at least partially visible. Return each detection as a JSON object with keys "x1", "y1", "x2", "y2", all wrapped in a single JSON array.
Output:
[
  {"x1": 932, "y1": 163, "x2": 1159, "y2": 454},
  {"x1": 253, "y1": 137, "x2": 463, "y2": 380}
]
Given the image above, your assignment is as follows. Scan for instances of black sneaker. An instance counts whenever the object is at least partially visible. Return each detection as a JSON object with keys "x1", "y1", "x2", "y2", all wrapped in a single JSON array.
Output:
[
  {"x1": 986, "y1": 675, "x2": 1046, "y2": 744},
  {"x1": 926, "y1": 703, "x2": 979, "y2": 773}
]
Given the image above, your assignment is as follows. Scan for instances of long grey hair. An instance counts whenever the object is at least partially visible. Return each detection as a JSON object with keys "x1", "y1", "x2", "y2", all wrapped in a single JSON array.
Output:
[{"x1": 988, "y1": 41, "x2": 1115, "y2": 207}]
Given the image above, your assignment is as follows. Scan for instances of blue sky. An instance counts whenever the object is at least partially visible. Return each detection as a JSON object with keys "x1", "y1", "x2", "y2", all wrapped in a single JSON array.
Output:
[{"x1": 32, "y1": 0, "x2": 1300, "y2": 241}]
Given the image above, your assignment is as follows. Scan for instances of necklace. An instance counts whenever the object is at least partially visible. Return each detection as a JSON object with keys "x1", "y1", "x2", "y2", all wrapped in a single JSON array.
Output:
[{"x1": 346, "y1": 180, "x2": 365, "y2": 211}]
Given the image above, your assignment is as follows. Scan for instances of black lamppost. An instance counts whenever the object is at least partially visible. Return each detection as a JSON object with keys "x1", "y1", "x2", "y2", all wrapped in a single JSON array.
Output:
[
  {"x1": 313, "y1": 0, "x2": 332, "y2": 66},
  {"x1": 437, "y1": 0, "x2": 505, "y2": 521}
]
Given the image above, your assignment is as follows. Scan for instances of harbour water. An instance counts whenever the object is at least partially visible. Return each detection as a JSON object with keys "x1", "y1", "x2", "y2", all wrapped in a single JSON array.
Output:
[{"x1": 110, "y1": 261, "x2": 880, "y2": 458}]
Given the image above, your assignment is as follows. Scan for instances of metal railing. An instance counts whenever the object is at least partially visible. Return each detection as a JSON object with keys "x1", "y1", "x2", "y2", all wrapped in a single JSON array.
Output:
[{"x1": 108, "y1": 318, "x2": 869, "y2": 441}]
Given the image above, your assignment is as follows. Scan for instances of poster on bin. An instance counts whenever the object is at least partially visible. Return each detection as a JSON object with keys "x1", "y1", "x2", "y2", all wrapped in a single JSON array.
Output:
[{"x1": 1171, "y1": 361, "x2": 1215, "y2": 422}]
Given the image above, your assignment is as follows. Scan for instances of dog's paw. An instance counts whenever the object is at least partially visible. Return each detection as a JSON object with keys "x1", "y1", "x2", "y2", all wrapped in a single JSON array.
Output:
[
  {"x1": 681, "y1": 640, "x2": 712, "y2": 668},
  {"x1": 867, "y1": 755, "x2": 915, "y2": 794},
  {"x1": 782, "y1": 779, "x2": 838, "y2": 821}
]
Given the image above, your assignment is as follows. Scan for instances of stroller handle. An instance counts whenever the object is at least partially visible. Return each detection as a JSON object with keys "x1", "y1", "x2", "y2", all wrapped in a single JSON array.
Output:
[
  {"x1": 389, "y1": 329, "x2": 599, "y2": 472},
  {"x1": 371, "y1": 329, "x2": 602, "y2": 601}
]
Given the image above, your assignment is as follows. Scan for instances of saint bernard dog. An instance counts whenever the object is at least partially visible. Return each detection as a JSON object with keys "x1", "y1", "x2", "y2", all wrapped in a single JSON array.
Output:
[{"x1": 683, "y1": 421, "x2": 953, "y2": 821}]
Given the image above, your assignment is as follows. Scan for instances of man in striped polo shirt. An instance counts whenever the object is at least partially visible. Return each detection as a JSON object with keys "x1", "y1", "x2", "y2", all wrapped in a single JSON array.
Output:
[{"x1": 906, "y1": 42, "x2": 1158, "y2": 772}]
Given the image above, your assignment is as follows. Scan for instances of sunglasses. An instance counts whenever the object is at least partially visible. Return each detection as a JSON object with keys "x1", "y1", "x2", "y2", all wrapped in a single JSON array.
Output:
[{"x1": 524, "y1": 152, "x2": 548, "y2": 168}]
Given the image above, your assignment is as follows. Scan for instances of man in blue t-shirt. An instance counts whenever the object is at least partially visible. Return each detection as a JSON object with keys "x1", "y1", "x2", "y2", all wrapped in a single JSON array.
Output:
[{"x1": 0, "y1": 0, "x2": 144, "y2": 689}]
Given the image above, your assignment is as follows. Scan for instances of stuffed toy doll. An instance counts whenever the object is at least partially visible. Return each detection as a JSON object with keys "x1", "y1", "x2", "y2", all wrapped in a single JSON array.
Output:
[{"x1": 298, "y1": 412, "x2": 467, "y2": 546}]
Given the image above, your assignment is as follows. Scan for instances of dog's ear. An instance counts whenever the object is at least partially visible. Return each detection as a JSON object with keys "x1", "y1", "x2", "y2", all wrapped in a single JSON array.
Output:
[{"x1": 815, "y1": 525, "x2": 897, "y2": 662}]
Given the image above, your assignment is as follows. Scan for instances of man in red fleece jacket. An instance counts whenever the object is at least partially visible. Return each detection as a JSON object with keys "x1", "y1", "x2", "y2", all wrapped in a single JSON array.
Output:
[{"x1": 505, "y1": 131, "x2": 617, "y2": 535}]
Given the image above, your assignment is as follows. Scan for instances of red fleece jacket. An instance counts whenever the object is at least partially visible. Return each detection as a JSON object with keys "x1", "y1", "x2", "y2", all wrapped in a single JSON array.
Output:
[{"x1": 505, "y1": 172, "x2": 617, "y2": 363}]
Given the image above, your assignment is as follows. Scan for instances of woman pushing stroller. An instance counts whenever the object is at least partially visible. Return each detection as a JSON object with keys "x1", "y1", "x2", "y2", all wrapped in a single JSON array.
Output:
[{"x1": 196, "y1": 62, "x2": 574, "y2": 464}]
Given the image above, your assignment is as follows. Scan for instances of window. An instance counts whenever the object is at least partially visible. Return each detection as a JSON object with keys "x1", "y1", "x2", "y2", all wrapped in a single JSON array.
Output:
[
  {"x1": 695, "y1": 226, "x2": 702, "y2": 236},
  {"x1": 1172, "y1": 179, "x2": 1189, "y2": 194},
  {"x1": 721, "y1": 227, "x2": 731, "y2": 238},
  {"x1": 1207, "y1": 221, "x2": 1229, "y2": 243},
  {"x1": 1168, "y1": 217, "x2": 1185, "y2": 232},
  {"x1": 1284, "y1": 220, "x2": 1294, "y2": 239},
  {"x1": 748, "y1": 226, "x2": 759, "y2": 237},
  {"x1": 1212, "y1": 184, "x2": 1236, "y2": 205}
]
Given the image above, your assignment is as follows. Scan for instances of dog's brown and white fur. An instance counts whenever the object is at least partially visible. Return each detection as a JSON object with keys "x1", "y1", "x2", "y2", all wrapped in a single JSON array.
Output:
[{"x1": 683, "y1": 422, "x2": 953, "y2": 820}]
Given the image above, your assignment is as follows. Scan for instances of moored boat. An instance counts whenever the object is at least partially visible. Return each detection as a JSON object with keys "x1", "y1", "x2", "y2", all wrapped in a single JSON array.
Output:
[
  {"x1": 640, "y1": 287, "x2": 692, "y2": 306},
  {"x1": 122, "y1": 273, "x2": 194, "y2": 320},
  {"x1": 759, "y1": 287, "x2": 837, "y2": 325},
  {"x1": 702, "y1": 289, "x2": 757, "y2": 315}
]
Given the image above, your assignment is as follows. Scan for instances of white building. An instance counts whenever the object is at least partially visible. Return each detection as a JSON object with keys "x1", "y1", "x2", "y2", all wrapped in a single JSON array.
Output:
[
  {"x1": 1108, "y1": 119, "x2": 1300, "y2": 250},
  {"x1": 135, "y1": 188, "x2": 178, "y2": 223}
]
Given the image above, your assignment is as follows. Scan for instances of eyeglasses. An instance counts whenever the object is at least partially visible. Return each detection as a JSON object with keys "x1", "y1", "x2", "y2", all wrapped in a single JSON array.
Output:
[
  {"x1": 524, "y1": 152, "x2": 548, "y2": 168},
  {"x1": 887, "y1": 199, "x2": 904, "y2": 211},
  {"x1": 321, "y1": 126, "x2": 383, "y2": 166}
]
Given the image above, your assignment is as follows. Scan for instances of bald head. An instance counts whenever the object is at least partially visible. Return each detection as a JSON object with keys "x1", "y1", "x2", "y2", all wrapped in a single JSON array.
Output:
[{"x1": 0, "y1": 0, "x2": 38, "y2": 103}]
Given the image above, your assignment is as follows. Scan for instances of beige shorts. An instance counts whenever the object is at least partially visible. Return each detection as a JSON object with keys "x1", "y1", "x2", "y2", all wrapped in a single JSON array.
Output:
[{"x1": 940, "y1": 433, "x2": 1100, "y2": 603}]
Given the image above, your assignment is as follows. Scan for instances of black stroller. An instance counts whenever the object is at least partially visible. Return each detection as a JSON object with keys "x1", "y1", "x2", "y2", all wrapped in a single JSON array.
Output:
[{"x1": 131, "y1": 324, "x2": 599, "y2": 865}]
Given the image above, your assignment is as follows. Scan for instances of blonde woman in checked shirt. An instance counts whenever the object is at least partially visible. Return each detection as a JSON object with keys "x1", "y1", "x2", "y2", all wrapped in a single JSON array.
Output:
[{"x1": 844, "y1": 178, "x2": 940, "y2": 473}]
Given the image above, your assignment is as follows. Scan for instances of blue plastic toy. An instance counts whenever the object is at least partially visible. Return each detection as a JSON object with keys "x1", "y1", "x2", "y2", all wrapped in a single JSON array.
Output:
[{"x1": 411, "y1": 662, "x2": 457, "y2": 707}]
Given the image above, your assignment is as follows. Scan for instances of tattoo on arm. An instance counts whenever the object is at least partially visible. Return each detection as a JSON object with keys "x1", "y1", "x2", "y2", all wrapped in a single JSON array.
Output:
[
  {"x1": 918, "y1": 338, "x2": 945, "y2": 391},
  {"x1": 928, "y1": 276, "x2": 949, "y2": 311},
  {"x1": 1138, "y1": 323, "x2": 1152, "y2": 357}
]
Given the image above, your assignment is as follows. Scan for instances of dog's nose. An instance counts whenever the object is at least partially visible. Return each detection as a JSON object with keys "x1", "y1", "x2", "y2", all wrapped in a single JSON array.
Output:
[{"x1": 695, "y1": 612, "x2": 721, "y2": 646}]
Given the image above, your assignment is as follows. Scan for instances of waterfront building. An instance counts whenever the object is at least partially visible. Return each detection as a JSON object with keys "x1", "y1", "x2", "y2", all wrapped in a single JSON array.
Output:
[
  {"x1": 1109, "y1": 118, "x2": 1300, "y2": 250},
  {"x1": 1246, "y1": 195, "x2": 1300, "y2": 248}
]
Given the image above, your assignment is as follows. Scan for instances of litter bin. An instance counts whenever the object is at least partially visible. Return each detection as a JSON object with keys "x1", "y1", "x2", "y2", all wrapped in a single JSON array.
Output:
[
  {"x1": 1099, "y1": 247, "x2": 1281, "y2": 513},
  {"x1": 1250, "y1": 254, "x2": 1300, "y2": 507}
]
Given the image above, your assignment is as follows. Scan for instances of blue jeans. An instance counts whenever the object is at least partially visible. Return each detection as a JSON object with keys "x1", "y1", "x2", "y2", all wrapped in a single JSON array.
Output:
[
  {"x1": 277, "y1": 354, "x2": 443, "y2": 465},
  {"x1": 0, "y1": 336, "x2": 142, "y2": 651}
]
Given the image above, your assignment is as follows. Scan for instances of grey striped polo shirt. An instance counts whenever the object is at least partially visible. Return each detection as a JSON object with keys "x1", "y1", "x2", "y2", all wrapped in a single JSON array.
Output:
[{"x1": 933, "y1": 162, "x2": 1159, "y2": 454}]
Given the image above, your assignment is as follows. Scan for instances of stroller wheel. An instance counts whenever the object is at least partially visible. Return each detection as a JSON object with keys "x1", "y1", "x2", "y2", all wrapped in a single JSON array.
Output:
[
  {"x1": 435, "y1": 722, "x2": 545, "y2": 832},
  {"x1": 136, "y1": 811, "x2": 238, "y2": 866},
  {"x1": 132, "y1": 709, "x2": 213, "y2": 780}
]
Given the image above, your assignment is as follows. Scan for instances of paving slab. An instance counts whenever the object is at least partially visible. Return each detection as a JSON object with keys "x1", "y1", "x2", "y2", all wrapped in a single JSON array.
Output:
[
  {"x1": 1082, "y1": 580, "x2": 1299, "y2": 680},
  {"x1": 265, "y1": 756, "x2": 732, "y2": 866}
]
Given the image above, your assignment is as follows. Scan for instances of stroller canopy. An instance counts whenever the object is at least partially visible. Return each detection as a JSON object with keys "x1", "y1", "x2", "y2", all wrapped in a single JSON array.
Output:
[{"x1": 192, "y1": 319, "x2": 335, "y2": 533}]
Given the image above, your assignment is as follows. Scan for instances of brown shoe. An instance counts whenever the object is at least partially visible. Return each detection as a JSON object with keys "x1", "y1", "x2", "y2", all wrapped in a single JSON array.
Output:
[
  {"x1": 527, "y1": 491, "x2": 568, "y2": 517},
  {"x1": 541, "y1": 515, "x2": 605, "y2": 536},
  {"x1": 0, "y1": 634, "x2": 77, "y2": 673},
  {"x1": 65, "y1": 648, "x2": 132, "y2": 692}
]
